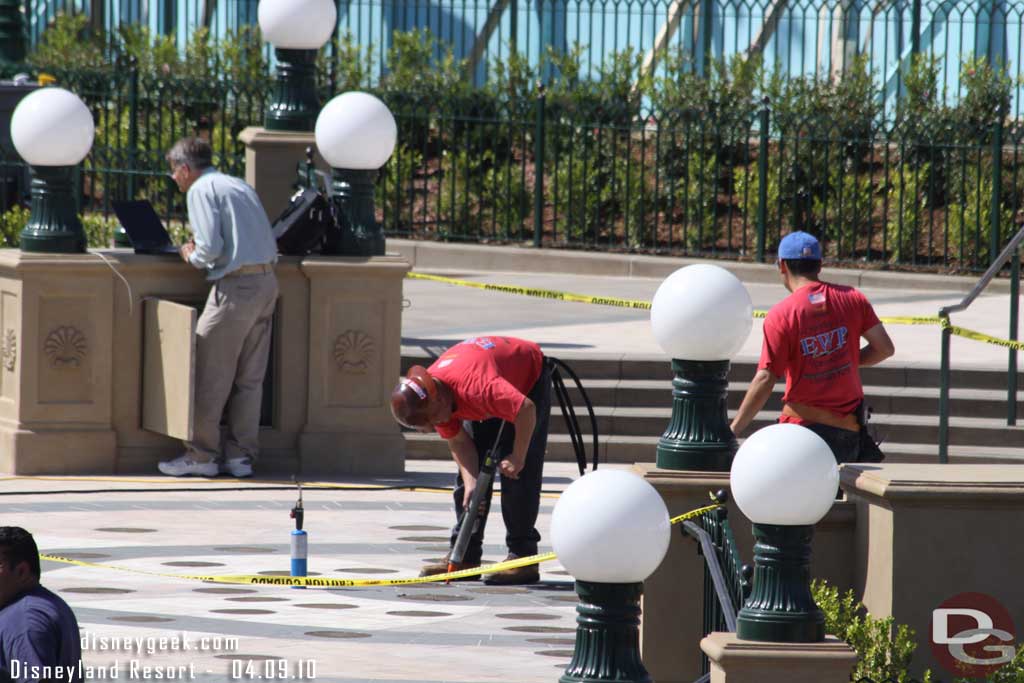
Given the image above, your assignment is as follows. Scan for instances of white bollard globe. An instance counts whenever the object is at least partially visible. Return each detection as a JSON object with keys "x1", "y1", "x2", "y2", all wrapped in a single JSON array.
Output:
[
  {"x1": 11, "y1": 88, "x2": 94, "y2": 167},
  {"x1": 258, "y1": 0, "x2": 337, "y2": 49},
  {"x1": 551, "y1": 469, "x2": 671, "y2": 583},
  {"x1": 730, "y1": 423, "x2": 839, "y2": 525},
  {"x1": 650, "y1": 264, "x2": 753, "y2": 360},
  {"x1": 315, "y1": 92, "x2": 398, "y2": 170}
]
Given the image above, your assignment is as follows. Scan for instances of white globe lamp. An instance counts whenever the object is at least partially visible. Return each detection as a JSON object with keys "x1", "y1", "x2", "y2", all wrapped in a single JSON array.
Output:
[
  {"x1": 314, "y1": 92, "x2": 397, "y2": 256},
  {"x1": 649, "y1": 264, "x2": 753, "y2": 471},
  {"x1": 10, "y1": 87, "x2": 94, "y2": 252},
  {"x1": 551, "y1": 469, "x2": 670, "y2": 682},
  {"x1": 731, "y1": 423, "x2": 838, "y2": 643},
  {"x1": 258, "y1": 0, "x2": 337, "y2": 131}
]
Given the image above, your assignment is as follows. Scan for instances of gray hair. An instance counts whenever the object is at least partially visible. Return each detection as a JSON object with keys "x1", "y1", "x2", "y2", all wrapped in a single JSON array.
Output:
[{"x1": 166, "y1": 137, "x2": 212, "y2": 171}]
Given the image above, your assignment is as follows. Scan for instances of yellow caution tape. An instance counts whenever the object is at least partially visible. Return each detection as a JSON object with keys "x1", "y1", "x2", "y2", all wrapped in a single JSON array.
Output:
[
  {"x1": 40, "y1": 501, "x2": 722, "y2": 587},
  {"x1": 407, "y1": 272, "x2": 1023, "y2": 350},
  {"x1": 940, "y1": 317, "x2": 1024, "y2": 352}
]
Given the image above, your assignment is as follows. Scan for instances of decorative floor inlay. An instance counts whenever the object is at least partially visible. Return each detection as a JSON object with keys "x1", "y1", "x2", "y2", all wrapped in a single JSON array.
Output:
[
  {"x1": 63, "y1": 587, "x2": 135, "y2": 594},
  {"x1": 496, "y1": 613, "x2": 561, "y2": 620},
  {"x1": 398, "y1": 593, "x2": 473, "y2": 603},
  {"x1": 545, "y1": 595, "x2": 580, "y2": 603},
  {"x1": 527, "y1": 638, "x2": 575, "y2": 645},
  {"x1": 334, "y1": 567, "x2": 397, "y2": 574},
  {"x1": 162, "y1": 561, "x2": 226, "y2": 567},
  {"x1": 193, "y1": 588, "x2": 257, "y2": 595},
  {"x1": 304, "y1": 631, "x2": 371, "y2": 639},
  {"x1": 396, "y1": 536, "x2": 450, "y2": 542},
  {"x1": 94, "y1": 528, "x2": 156, "y2": 533},
  {"x1": 225, "y1": 597, "x2": 290, "y2": 603},
  {"x1": 213, "y1": 546, "x2": 277, "y2": 553},
  {"x1": 53, "y1": 552, "x2": 111, "y2": 560},
  {"x1": 210, "y1": 609, "x2": 277, "y2": 615},
  {"x1": 293, "y1": 603, "x2": 359, "y2": 610},
  {"x1": 504, "y1": 626, "x2": 576, "y2": 634},
  {"x1": 108, "y1": 615, "x2": 174, "y2": 623},
  {"x1": 416, "y1": 545, "x2": 451, "y2": 552},
  {"x1": 534, "y1": 650, "x2": 574, "y2": 658},
  {"x1": 385, "y1": 610, "x2": 452, "y2": 617},
  {"x1": 388, "y1": 525, "x2": 447, "y2": 531},
  {"x1": 469, "y1": 586, "x2": 530, "y2": 595}
]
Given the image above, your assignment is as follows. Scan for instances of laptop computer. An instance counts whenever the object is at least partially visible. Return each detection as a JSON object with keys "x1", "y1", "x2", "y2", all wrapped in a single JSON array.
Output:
[{"x1": 112, "y1": 200, "x2": 180, "y2": 255}]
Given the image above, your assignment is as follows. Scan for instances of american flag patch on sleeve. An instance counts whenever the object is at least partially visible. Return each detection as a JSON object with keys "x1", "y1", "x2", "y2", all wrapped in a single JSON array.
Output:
[{"x1": 808, "y1": 291, "x2": 826, "y2": 305}]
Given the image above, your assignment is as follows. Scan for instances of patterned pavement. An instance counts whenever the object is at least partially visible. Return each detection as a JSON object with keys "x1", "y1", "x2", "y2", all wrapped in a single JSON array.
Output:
[{"x1": 0, "y1": 462, "x2": 634, "y2": 683}]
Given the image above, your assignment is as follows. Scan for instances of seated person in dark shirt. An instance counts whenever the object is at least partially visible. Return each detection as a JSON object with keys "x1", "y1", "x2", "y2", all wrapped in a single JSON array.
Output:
[{"x1": 0, "y1": 527, "x2": 82, "y2": 683}]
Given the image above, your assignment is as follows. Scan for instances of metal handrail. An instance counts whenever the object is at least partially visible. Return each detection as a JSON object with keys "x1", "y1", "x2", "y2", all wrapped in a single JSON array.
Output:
[{"x1": 937, "y1": 223, "x2": 1024, "y2": 463}]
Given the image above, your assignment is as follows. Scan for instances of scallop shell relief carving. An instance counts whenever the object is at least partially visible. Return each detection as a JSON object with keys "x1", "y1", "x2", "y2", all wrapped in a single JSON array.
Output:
[
  {"x1": 333, "y1": 330, "x2": 375, "y2": 374},
  {"x1": 44, "y1": 326, "x2": 87, "y2": 368},
  {"x1": 2, "y1": 330, "x2": 15, "y2": 372}
]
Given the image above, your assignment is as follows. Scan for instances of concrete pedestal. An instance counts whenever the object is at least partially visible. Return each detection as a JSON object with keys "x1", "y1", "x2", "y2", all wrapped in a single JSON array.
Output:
[
  {"x1": 238, "y1": 127, "x2": 331, "y2": 220},
  {"x1": 0, "y1": 250, "x2": 408, "y2": 476},
  {"x1": 842, "y1": 464, "x2": 1024, "y2": 678},
  {"x1": 636, "y1": 464, "x2": 857, "y2": 683},
  {"x1": 701, "y1": 633, "x2": 857, "y2": 683}
]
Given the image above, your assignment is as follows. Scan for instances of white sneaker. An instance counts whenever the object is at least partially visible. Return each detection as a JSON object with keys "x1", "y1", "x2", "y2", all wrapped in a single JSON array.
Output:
[
  {"x1": 221, "y1": 457, "x2": 253, "y2": 478},
  {"x1": 157, "y1": 454, "x2": 218, "y2": 477}
]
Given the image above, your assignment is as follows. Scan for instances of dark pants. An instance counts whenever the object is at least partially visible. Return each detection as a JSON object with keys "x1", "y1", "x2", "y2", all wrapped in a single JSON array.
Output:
[
  {"x1": 450, "y1": 361, "x2": 551, "y2": 564},
  {"x1": 805, "y1": 423, "x2": 861, "y2": 465}
]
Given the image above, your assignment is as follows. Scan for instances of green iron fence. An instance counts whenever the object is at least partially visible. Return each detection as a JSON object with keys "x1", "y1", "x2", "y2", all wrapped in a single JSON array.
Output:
[{"x1": 3, "y1": 56, "x2": 1024, "y2": 270}]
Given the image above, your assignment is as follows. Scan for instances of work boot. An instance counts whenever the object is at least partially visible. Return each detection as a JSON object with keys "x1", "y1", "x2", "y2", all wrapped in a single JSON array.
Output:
[
  {"x1": 418, "y1": 555, "x2": 481, "y2": 581},
  {"x1": 483, "y1": 553, "x2": 540, "y2": 585}
]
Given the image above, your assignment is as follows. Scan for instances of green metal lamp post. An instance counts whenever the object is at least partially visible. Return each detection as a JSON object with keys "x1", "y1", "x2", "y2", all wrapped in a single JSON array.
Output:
[
  {"x1": 0, "y1": 0, "x2": 26, "y2": 66},
  {"x1": 551, "y1": 469, "x2": 671, "y2": 683},
  {"x1": 314, "y1": 91, "x2": 397, "y2": 257},
  {"x1": 649, "y1": 264, "x2": 754, "y2": 471},
  {"x1": 730, "y1": 423, "x2": 840, "y2": 642},
  {"x1": 10, "y1": 87, "x2": 95, "y2": 253},
  {"x1": 258, "y1": 0, "x2": 336, "y2": 132}
]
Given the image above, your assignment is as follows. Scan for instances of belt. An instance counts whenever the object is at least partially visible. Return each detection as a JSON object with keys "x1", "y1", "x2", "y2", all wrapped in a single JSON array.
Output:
[
  {"x1": 781, "y1": 402, "x2": 859, "y2": 432},
  {"x1": 224, "y1": 263, "x2": 274, "y2": 277}
]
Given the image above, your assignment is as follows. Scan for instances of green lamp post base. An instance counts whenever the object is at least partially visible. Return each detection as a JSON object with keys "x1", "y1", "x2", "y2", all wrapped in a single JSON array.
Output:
[
  {"x1": 655, "y1": 358, "x2": 737, "y2": 471},
  {"x1": 560, "y1": 581, "x2": 650, "y2": 683},
  {"x1": 326, "y1": 168, "x2": 385, "y2": 257},
  {"x1": 736, "y1": 523, "x2": 825, "y2": 643},
  {"x1": 265, "y1": 48, "x2": 319, "y2": 132},
  {"x1": 20, "y1": 166, "x2": 87, "y2": 254}
]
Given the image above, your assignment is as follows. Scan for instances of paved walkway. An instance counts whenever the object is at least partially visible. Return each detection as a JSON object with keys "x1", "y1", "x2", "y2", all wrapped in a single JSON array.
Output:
[
  {"x1": 11, "y1": 462, "x2": 617, "y2": 683},
  {"x1": 400, "y1": 259, "x2": 1021, "y2": 369}
]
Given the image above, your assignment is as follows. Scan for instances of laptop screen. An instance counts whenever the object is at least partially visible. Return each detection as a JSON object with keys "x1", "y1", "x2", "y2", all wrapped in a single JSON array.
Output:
[{"x1": 112, "y1": 201, "x2": 176, "y2": 251}]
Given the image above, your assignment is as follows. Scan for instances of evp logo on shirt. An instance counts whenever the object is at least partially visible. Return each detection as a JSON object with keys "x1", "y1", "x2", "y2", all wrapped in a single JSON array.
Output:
[
  {"x1": 800, "y1": 326, "x2": 849, "y2": 358},
  {"x1": 462, "y1": 337, "x2": 496, "y2": 350}
]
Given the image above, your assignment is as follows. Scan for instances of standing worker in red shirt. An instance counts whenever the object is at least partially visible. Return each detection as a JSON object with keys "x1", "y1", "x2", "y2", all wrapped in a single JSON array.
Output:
[
  {"x1": 390, "y1": 336, "x2": 550, "y2": 585},
  {"x1": 730, "y1": 232, "x2": 895, "y2": 463}
]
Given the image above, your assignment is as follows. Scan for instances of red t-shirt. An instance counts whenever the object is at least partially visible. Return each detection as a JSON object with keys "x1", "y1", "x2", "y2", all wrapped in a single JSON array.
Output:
[
  {"x1": 759, "y1": 282, "x2": 881, "y2": 421},
  {"x1": 428, "y1": 336, "x2": 544, "y2": 439}
]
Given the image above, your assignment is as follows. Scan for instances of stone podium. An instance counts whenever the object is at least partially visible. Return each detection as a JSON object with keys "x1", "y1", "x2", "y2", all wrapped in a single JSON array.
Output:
[{"x1": 0, "y1": 250, "x2": 408, "y2": 476}]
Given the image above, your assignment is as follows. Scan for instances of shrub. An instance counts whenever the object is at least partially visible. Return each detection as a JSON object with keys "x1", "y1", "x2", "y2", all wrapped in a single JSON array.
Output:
[
  {"x1": 885, "y1": 161, "x2": 931, "y2": 263},
  {"x1": 0, "y1": 206, "x2": 29, "y2": 247}
]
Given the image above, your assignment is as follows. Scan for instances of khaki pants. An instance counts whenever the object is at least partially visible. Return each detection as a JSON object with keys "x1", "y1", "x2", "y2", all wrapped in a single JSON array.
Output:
[{"x1": 186, "y1": 271, "x2": 279, "y2": 463}]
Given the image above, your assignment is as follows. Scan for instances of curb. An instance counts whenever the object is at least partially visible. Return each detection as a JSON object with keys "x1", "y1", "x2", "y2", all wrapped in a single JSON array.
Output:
[{"x1": 389, "y1": 239, "x2": 1009, "y2": 294}]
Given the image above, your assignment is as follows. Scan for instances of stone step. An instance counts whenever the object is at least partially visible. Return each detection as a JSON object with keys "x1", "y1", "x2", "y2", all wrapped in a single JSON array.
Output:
[
  {"x1": 403, "y1": 432, "x2": 1024, "y2": 466},
  {"x1": 540, "y1": 406, "x2": 1024, "y2": 447},
  {"x1": 558, "y1": 380, "x2": 1022, "y2": 419},
  {"x1": 401, "y1": 351, "x2": 1024, "y2": 392}
]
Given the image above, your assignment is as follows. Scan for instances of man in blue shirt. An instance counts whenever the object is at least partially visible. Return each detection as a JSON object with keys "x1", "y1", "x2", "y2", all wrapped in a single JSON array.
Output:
[
  {"x1": 158, "y1": 137, "x2": 279, "y2": 478},
  {"x1": 0, "y1": 527, "x2": 82, "y2": 683}
]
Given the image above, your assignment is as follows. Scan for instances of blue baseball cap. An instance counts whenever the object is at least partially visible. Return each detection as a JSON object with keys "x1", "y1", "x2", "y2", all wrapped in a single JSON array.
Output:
[{"x1": 778, "y1": 231, "x2": 821, "y2": 260}]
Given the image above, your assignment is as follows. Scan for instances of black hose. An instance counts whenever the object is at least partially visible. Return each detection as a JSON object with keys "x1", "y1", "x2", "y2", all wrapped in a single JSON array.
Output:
[{"x1": 546, "y1": 357, "x2": 600, "y2": 474}]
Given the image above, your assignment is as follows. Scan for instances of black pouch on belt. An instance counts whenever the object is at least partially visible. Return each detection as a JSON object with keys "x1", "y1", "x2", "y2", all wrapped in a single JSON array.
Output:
[{"x1": 856, "y1": 401, "x2": 885, "y2": 463}]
